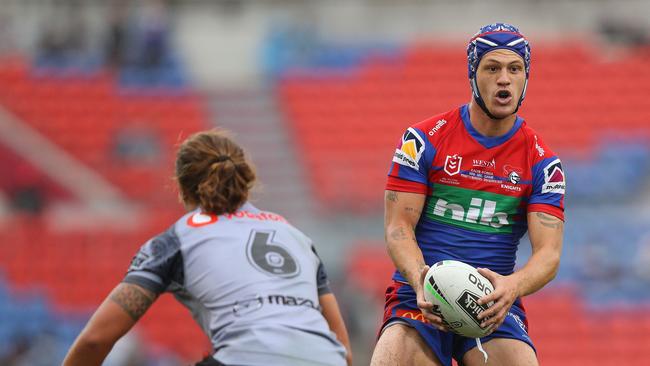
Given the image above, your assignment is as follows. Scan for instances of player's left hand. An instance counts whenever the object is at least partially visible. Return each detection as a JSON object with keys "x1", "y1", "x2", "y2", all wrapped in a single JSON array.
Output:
[{"x1": 476, "y1": 267, "x2": 520, "y2": 333}]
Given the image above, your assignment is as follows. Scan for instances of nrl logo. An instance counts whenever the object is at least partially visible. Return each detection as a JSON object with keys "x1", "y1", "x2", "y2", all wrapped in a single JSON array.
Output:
[{"x1": 444, "y1": 154, "x2": 463, "y2": 176}]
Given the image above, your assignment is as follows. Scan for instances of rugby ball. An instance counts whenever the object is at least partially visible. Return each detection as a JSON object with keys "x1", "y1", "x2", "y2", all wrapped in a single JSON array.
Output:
[{"x1": 423, "y1": 260, "x2": 495, "y2": 338}]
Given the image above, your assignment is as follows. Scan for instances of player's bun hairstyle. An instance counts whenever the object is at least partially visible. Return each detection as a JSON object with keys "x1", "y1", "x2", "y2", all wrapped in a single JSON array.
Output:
[{"x1": 175, "y1": 130, "x2": 256, "y2": 215}]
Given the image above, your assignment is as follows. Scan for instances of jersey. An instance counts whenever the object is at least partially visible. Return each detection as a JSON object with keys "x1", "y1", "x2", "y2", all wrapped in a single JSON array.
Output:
[
  {"x1": 387, "y1": 104, "x2": 565, "y2": 282},
  {"x1": 123, "y1": 203, "x2": 347, "y2": 366}
]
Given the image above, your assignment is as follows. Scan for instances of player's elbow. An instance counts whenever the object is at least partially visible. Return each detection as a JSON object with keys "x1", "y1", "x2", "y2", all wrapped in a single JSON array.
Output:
[
  {"x1": 75, "y1": 331, "x2": 117, "y2": 353},
  {"x1": 547, "y1": 253, "x2": 561, "y2": 280}
]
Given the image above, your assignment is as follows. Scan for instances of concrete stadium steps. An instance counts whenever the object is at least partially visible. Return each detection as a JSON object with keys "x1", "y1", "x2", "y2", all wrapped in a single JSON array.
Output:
[{"x1": 208, "y1": 87, "x2": 315, "y2": 220}]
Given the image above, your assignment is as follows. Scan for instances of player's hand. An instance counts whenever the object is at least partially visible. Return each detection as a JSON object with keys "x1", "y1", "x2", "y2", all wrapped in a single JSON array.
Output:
[
  {"x1": 476, "y1": 267, "x2": 519, "y2": 333},
  {"x1": 416, "y1": 265, "x2": 448, "y2": 332}
]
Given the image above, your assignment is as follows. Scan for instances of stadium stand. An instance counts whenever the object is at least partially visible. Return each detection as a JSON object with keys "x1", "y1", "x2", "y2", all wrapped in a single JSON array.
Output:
[
  {"x1": 0, "y1": 55, "x2": 212, "y2": 362},
  {"x1": 0, "y1": 56, "x2": 206, "y2": 207},
  {"x1": 2, "y1": 9, "x2": 650, "y2": 362},
  {"x1": 279, "y1": 42, "x2": 650, "y2": 212}
]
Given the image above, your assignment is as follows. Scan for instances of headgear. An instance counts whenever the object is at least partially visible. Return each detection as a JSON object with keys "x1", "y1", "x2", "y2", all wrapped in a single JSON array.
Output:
[{"x1": 467, "y1": 23, "x2": 531, "y2": 119}]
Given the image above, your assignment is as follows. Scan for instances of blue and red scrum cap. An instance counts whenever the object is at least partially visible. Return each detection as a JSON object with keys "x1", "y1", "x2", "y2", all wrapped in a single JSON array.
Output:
[{"x1": 467, "y1": 23, "x2": 531, "y2": 80}]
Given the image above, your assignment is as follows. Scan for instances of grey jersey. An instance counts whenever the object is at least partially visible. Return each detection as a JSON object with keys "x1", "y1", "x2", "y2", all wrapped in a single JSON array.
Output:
[{"x1": 123, "y1": 203, "x2": 347, "y2": 366}]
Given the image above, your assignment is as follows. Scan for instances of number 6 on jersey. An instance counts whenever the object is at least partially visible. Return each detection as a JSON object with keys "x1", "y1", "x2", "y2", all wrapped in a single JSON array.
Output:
[{"x1": 246, "y1": 230, "x2": 300, "y2": 277}]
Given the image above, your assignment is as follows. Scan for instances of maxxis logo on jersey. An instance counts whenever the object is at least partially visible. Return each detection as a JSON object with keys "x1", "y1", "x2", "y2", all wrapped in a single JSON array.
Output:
[
  {"x1": 393, "y1": 128, "x2": 425, "y2": 170},
  {"x1": 541, "y1": 158, "x2": 565, "y2": 194}
]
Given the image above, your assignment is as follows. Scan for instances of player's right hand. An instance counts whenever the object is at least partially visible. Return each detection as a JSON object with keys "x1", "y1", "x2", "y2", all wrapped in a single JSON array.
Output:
[{"x1": 416, "y1": 265, "x2": 448, "y2": 332}]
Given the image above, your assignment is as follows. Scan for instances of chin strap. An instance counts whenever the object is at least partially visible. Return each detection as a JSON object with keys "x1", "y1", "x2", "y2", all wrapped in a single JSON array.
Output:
[{"x1": 471, "y1": 78, "x2": 527, "y2": 120}]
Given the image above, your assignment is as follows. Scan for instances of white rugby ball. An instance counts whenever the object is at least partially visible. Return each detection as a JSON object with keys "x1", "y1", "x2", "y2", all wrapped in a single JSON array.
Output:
[{"x1": 423, "y1": 260, "x2": 495, "y2": 338}]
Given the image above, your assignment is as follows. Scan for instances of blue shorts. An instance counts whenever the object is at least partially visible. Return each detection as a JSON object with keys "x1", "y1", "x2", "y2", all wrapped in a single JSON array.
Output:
[{"x1": 380, "y1": 281, "x2": 535, "y2": 366}]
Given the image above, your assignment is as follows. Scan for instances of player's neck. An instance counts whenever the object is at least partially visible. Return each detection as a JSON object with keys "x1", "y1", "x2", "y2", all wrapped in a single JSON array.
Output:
[{"x1": 468, "y1": 101, "x2": 517, "y2": 137}]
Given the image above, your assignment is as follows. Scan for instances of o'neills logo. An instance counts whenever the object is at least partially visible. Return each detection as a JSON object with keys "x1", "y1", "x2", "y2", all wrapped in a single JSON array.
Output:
[
  {"x1": 428, "y1": 119, "x2": 447, "y2": 136},
  {"x1": 472, "y1": 158, "x2": 495, "y2": 169}
]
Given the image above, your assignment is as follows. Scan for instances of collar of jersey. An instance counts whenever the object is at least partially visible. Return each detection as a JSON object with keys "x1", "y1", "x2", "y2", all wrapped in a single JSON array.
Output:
[{"x1": 460, "y1": 104, "x2": 523, "y2": 149}]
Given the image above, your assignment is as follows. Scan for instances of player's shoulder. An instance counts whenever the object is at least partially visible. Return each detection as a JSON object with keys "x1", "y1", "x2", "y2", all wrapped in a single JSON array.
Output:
[
  {"x1": 518, "y1": 120, "x2": 560, "y2": 162},
  {"x1": 408, "y1": 106, "x2": 463, "y2": 143}
]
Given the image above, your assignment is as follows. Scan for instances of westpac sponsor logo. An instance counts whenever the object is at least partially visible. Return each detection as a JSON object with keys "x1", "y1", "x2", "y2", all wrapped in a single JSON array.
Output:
[
  {"x1": 541, "y1": 159, "x2": 565, "y2": 194},
  {"x1": 444, "y1": 154, "x2": 463, "y2": 176},
  {"x1": 393, "y1": 128, "x2": 425, "y2": 169},
  {"x1": 472, "y1": 158, "x2": 496, "y2": 169},
  {"x1": 428, "y1": 119, "x2": 447, "y2": 136}
]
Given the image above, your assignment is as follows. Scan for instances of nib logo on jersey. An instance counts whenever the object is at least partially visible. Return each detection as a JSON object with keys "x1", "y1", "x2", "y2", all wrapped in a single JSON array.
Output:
[
  {"x1": 541, "y1": 159, "x2": 565, "y2": 194},
  {"x1": 393, "y1": 128, "x2": 425, "y2": 170},
  {"x1": 426, "y1": 184, "x2": 520, "y2": 234}
]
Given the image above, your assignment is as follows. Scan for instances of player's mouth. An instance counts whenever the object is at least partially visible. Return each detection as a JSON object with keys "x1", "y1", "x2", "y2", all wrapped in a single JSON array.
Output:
[{"x1": 494, "y1": 90, "x2": 512, "y2": 105}]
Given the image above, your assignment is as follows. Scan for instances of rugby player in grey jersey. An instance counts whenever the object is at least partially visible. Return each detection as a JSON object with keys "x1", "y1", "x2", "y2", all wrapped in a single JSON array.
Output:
[{"x1": 64, "y1": 130, "x2": 352, "y2": 366}]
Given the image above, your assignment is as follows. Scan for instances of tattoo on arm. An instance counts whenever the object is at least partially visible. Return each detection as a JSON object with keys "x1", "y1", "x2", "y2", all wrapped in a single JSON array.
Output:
[
  {"x1": 535, "y1": 212, "x2": 563, "y2": 229},
  {"x1": 404, "y1": 206, "x2": 422, "y2": 216},
  {"x1": 110, "y1": 284, "x2": 156, "y2": 321},
  {"x1": 386, "y1": 191, "x2": 398, "y2": 202},
  {"x1": 389, "y1": 227, "x2": 408, "y2": 241},
  {"x1": 389, "y1": 226, "x2": 417, "y2": 242}
]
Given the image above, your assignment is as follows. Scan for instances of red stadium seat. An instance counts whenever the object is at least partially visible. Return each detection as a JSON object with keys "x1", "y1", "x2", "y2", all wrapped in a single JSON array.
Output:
[{"x1": 279, "y1": 42, "x2": 650, "y2": 212}]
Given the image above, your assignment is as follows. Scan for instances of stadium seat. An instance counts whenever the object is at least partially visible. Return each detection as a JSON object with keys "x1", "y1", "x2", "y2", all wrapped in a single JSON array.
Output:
[{"x1": 279, "y1": 43, "x2": 650, "y2": 211}]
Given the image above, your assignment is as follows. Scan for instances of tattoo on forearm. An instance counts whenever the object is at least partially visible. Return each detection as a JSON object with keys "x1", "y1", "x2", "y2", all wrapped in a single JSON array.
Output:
[
  {"x1": 535, "y1": 212, "x2": 563, "y2": 229},
  {"x1": 110, "y1": 284, "x2": 156, "y2": 321},
  {"x1": 386, "y1": 191, "x2": 398, "y2": 202},
  {"x1": 389, "y1": 226, "x2": 417, "y2": 242},
  {"x1": 390, "y1": 227, "x2": 408, "y2": 241},
  {"x1": 404, "y1": 206, "x2": 422, "y2": 216}
]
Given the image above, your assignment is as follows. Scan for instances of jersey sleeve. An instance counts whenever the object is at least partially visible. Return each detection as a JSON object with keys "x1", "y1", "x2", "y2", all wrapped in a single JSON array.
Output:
[
  {"x1": 386, "y1": 126, "x2": 435, "y2": 194},
  {"x1": 123, "y1": 227, "x2": 185, "y2": 295},
  {"x1": 311, "y1": 246, "x2": 331, "y2": 296},
  {"x1": 528, "y1": 135, "x2": 566, "y2": 221}
]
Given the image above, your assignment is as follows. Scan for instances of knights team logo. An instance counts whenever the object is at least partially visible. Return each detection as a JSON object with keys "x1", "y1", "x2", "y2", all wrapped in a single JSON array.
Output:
[
  {"x1": 393, "y1": 128, "x2": 425, "y2": 170},
  {"x1": 503, "y1": 165, "x2": 523, "y2": 185},
  {"x1": 541, "y1": 159, "x2": 566, "y2": 194},
  {"x1": 444, "y1": 154, "x2": 463, "y2": 176},
  {"x1": 508, "y1": 171, "x2": 521, "y2": 185}
]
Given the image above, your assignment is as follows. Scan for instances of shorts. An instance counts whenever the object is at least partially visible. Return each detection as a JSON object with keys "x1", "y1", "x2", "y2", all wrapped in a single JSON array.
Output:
[{"x1": 380, "y1": 281, "x2": 535, "y2": 366}]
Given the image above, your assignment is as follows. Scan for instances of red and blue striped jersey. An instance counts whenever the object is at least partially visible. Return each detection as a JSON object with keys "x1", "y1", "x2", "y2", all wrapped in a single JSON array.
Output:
[{"x1": 386, "y1": 104, "x2": 565, "y2": 281}]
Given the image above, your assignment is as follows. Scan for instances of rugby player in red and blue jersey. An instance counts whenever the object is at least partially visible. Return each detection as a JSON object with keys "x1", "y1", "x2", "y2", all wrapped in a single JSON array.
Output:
[{"x1": 370, "y1": 23, "x2": 565, "y2": 366}]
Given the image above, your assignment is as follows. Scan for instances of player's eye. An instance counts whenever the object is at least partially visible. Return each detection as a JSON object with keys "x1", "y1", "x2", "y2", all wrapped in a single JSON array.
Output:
[
  {"x1": 510, "y1": 65, "x2": 523, "y2": 72},
  {"x1": 486, "y1": 66, "x2": 498, "y2": 72}
]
